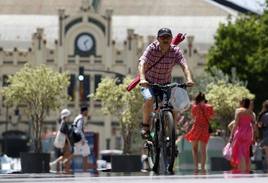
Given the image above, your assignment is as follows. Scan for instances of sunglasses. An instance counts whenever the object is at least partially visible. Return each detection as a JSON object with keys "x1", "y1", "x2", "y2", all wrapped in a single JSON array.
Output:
[{"x1": 159, "y1": 35, "x2": 172, "y2": 40}]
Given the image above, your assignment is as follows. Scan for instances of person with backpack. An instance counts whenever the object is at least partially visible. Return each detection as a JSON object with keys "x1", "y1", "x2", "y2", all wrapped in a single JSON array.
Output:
[
  {"x1": 72, "y1": 106, "x2": 91, "y2": 172},
  {"x1": 257, "y1": 100, "x2": 268, "y2": 171}
]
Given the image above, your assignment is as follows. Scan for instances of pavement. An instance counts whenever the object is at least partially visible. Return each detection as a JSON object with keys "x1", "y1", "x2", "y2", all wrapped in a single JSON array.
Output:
[{"x1": 0, "y1": 171, "x2": 268, "y2": 183}]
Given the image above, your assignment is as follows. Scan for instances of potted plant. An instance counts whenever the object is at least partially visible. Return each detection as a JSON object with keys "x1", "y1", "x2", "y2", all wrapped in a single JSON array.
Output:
[
  {"x1": 1, "y1": 64, "x2": 69, "y2": 173},
  {"x1": 92, "y1": 77, "x2": 143, "y2": 171}
]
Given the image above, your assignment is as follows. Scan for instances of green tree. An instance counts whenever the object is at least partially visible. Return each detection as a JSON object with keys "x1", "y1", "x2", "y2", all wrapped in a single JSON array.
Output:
[
  {"x1": 190, "y1": 67, "x2": 246, "y2": 98},
  {"x1": 92, "y1": 76, "x2": 143, "y2": 154},
  {"x1": 206, "y1": 81, "x2": 254, "y2": 134},
  {"x1": 206, "y1": 10, "x2": 268, "y2": 110},
  {"x1": 1, "y1": 64, "x2": 69, "y2": 153},
  {"x1": 190, "y1": 67, "x2": 251, "y2": 132}
]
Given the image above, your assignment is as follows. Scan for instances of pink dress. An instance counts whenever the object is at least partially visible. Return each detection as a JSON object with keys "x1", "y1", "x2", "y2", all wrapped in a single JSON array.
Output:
[
  {"x1": 184, "y1": 103, "x2": 214, "y2": 144},
  {"x1": 231, "y1": 114, "x2": 253, "y2": 167}
]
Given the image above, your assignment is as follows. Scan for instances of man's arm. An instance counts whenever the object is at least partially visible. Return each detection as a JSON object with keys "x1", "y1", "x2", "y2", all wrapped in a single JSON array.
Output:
[
  {"x1": 181, "y1": 64, "x2": 194, "y2": 87},
  {"x1": 174, "y1": 47, "x2": 194, "y2": 86},
  {"x1": 138, "y1": 61, "x2": 149, "y2": 87}
]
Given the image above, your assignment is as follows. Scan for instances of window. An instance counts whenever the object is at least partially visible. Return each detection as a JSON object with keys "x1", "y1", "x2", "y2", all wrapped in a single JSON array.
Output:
[
  {"x1": 67, "y1": 74, "x2": 76, "y2": 101},
  {"x1": 115, "y1": 60, "x2": 123, "y2": 64},
  {"x1": 94, "y1": 60, "x2": 101, "y2": 63},
  {"x1": 80, "y1": 75, "x2": 90, "y2": 102},
  {"x1": 18, "y1": 61, "x2": 27, "y2": 65},
  {"x1": 94, "y1": 74, "x2": 102, "y2": 92},
  {"x1": 3, "y1": 61, "x2": 13, "y2": 64},
  {"x1": 46, "y1": 59, "x2": 54, "y2": 63},
  {"x1": 68, "y1": 60, "x2": 75, "y2": 63},
  {"x1": 2, "y1": 75, "x2": 10, "y2": 86}
]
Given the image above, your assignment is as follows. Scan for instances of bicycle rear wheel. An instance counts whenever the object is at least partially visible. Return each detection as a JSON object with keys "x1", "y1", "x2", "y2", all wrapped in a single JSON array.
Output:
[{"x1": 159, "y1": 111, "x2": 176, "y2": 174}]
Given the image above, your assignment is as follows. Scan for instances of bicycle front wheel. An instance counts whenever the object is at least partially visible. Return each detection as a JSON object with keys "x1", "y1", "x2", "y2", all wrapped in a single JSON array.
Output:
[{"x1": 162, "y1": 111, "x2": 176, "y2": 174}]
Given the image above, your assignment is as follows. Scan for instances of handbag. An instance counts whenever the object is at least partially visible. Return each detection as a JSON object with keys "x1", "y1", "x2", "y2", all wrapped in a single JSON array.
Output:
[
  {"x1": 74, "y1": 141, "x2": 91, "y2": 157},
  {"x1": 69, "y1": 125, "x2": 82, "y2": 144},
  {"x1": 54, "y1": 130, "x2": 66, "y2": 148},
  {"x1": 126, "y1": 33, "x2": 186, "y2": 92},
  {"x1": 169, "y1": 87, "x2": 190, "y2": 112},
  {"x1": 200, "y1": 105, "x2": 213, "y2": 134},
  {"x1": 222, "y1": 142, "x2": 232, "y2": 161},
  {"x1": 69, "y1": 117, "x2": 82, "y2": 144}
]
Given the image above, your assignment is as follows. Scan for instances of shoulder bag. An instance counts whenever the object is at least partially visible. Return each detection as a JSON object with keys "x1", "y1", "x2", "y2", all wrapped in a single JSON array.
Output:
[{"x1": 200, "y1": 105, "x2": 213, "y2": 134}]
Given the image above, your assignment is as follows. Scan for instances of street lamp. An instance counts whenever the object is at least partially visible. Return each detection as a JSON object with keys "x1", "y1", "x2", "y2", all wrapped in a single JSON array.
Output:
[{"x1": 78, "y1": 66, "x2": 85, "y2": 81}]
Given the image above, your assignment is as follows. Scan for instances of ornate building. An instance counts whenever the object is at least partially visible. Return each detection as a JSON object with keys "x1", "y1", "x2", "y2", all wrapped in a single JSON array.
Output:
[{"x1": 0, "y1": 0, "x2": 241, "y2": 150}]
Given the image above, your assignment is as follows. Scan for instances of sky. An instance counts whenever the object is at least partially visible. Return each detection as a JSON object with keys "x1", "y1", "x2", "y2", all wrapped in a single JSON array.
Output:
[{"x1": 227, "y1": 0, "x2": 266, "y2": 14}]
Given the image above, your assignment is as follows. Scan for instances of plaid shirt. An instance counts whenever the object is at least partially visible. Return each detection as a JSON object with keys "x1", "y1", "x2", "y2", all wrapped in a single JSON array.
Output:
[{"x1": 139, "y1": 41, "x2": 187, "y2": 84}]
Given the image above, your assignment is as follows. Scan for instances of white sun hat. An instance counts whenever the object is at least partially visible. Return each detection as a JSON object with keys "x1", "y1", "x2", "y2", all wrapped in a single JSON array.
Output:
[{"x1": 60, "y1": 108, "x2": 71, "y2": 119}]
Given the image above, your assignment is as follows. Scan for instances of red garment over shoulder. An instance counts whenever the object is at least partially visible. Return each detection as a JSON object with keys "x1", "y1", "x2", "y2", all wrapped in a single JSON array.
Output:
[{"x1": 184, "y1": 103, "x2": 214, "y2": 144}]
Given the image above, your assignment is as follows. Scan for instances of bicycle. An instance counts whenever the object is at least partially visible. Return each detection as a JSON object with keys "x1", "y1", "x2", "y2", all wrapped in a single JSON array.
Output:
[{"x1": 143, "y1": 82, "x2": 187, "y2": 175}]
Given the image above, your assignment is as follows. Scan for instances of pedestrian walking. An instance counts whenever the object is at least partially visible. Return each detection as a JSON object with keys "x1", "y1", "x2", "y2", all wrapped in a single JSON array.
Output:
[
  {"x1": 73, "y1": 106, "x2": 91, "y2": 172},
  {"x1": 184, "y1": 92, "x2": 214, "y2": 173},
  {"x1": 257, "y1": 100, "x2": 268, "y2": 171},
  {"x1": 51, "y1": 108, "x2": 73, "y2": 173},
  {"x1": 228, "y1": 99, "x2": 256, "y2": 158},
  {"x1": 229, "y1": 98, "x2": 254, "y2": 173}
]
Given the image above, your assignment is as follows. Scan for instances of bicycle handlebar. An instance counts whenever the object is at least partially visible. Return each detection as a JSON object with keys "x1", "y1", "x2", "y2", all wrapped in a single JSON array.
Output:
[{"x1": 149, "y1": 82, "x2": 187, "y2": 90}]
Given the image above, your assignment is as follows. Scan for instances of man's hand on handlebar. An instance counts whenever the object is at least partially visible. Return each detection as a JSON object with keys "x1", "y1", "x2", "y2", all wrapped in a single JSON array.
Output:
[
  {"x1": 186, "y1": 80, "x2": 194, "y2": 87},
  {"x1": 140, "y1": 79, "x2": 149, "y2": 87}
]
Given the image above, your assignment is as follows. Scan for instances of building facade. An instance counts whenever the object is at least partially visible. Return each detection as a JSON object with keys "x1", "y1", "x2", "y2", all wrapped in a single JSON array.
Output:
[{"x1": 0, "y1": 0, "x2": 240, "y2": 151}]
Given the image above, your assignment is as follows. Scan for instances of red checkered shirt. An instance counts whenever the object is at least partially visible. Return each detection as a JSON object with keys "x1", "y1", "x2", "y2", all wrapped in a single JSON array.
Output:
[{"x1": 139, "y1": 41, "x2": 187, "y2": 84}]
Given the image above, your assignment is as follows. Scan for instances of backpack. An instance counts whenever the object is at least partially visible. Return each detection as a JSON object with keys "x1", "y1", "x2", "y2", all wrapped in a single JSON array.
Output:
[
  {"x1": 69, "y1": 117, "x2": 82, "y2": 144},
  {"x1": 256, "y1": 111, "x2": 268, "y2": 141}
]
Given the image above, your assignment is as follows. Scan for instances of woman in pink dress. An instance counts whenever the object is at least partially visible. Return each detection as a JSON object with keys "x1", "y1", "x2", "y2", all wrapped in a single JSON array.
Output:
[
  {"x1": 185, "y1": 92, "x2": 214, "y2": 173},
  {"x1": 230, "y1": 98, "x2": 254, "y2": 173}
]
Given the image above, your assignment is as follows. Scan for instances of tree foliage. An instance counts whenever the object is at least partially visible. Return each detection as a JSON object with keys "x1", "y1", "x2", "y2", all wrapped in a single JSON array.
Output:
[
  {"x1": 191, "y1": 68, "x2": 254, "y2": 133},
  {"x1": 190, "y1": 67, "x2": 246, "y2": 98},
  {"x1": 206, "y1": 10, "x2": 268, "y2": 110},
  {"x1": 1, "y1": 64, "x2": 69, "y2": 153},
  {"x1": 206, "y1": 81, "x2": 254, "y2": 125},
  {"x1": 92, "y1": 76, "x2": 143, "y2": 154}
]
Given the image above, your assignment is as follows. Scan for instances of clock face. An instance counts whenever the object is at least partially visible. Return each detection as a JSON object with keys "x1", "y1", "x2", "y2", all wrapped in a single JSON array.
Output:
[{"x1": 76, "y1": 34, "x2": 93, "y2": 52}]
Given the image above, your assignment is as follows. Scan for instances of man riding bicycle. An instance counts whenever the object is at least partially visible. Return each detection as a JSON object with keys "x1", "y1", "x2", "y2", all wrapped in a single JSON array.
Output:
[{"x1": 139, "y1": 28, "x2": 194, "y2": 139}]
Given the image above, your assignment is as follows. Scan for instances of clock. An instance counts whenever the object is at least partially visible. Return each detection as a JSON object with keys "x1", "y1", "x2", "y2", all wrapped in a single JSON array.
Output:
[{"x1": 76, "y1": 34, "x2": 93, "y2": 52}]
